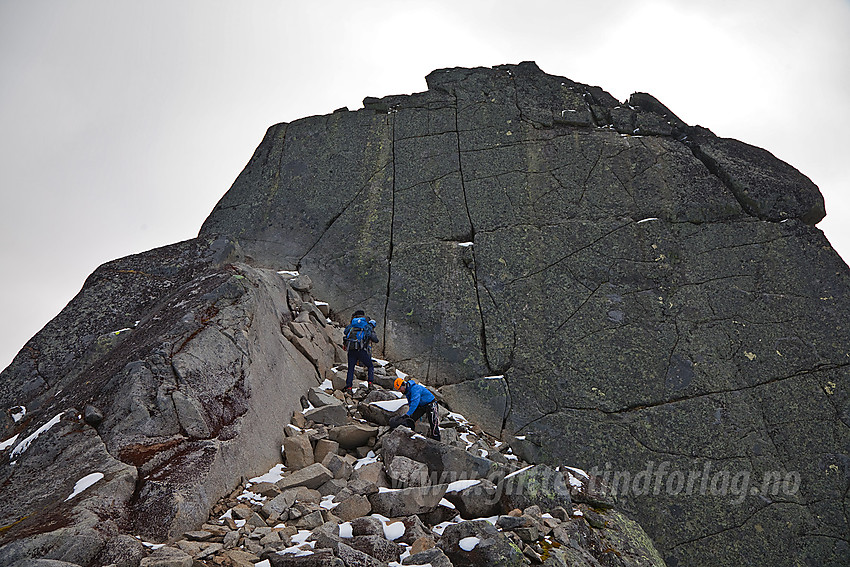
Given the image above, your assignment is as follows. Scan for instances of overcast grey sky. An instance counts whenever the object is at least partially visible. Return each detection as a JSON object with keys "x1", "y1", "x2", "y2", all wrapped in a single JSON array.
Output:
[{"x1": 1, "y1": 0, "x2": 848, "y2": 371}]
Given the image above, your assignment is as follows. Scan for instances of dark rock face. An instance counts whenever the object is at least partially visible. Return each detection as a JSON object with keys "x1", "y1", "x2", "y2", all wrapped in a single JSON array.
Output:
[
  {"x1": 0, "y1": 238, "x2": 342, "y2": 561},
  {"x1": 199, "y1": 63, "x2": 849, "y2": 566}
]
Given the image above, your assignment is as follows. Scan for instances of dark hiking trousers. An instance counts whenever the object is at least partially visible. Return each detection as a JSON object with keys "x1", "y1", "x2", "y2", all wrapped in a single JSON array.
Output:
[
  {"x1": 346, "y1": 348, "x2": 374, "y2": 388},
  {"x1": 389, "y1": 400, "x2": 440, "y2": 441}
]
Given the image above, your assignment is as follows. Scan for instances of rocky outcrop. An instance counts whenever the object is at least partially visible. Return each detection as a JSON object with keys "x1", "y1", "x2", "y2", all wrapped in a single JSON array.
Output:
[
  {"x1": 198, "y1": 63, "x2": 849, "y2": 566},
  {"x1": 143, "y1": 373, "x2": 663, "y2": 567},
  {"x1": 0, "y1": 239, "x2": 343, "y2": 563},
  {"x1": 2, "y1": 62, "x2": 847, "y2": 567}
]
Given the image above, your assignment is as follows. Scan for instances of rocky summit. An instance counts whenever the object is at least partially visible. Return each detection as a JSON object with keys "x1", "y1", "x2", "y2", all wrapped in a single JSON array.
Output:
[{"x1": 1, "y1": 62, "x2": 848, "y2": 567}]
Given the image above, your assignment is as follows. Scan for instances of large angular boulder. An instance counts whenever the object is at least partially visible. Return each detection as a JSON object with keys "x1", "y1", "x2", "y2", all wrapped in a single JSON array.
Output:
[
  {"x1": 283, "y1": 433, "x2": 315, "y2": 470},
  {"x1": 276, "y1": 463, "x2": 333, "y2": 491},
  {"x1": 444, "y1": 479, "x2": 501, "y2": 519},
  {"x1": 358, "y1": 390, "x2": 408, "y2": 426},
  {"x1": 499, "y1": 465, "x2": 572, "y2": 514},
  {"x1": 346, "y1": 535, "x2": 403, "y2": 563},
  {"x1": 385, "y1": 455, "x2": 430, "y2": 488},
  {"x1": 381, "y1": 427, "x2": 503, "y2": 483},
  {"x1": 303, "y1": 404, "x2": 348, "y2": 427},
  {"x1": 367, "y1": 485, "x2": 448, "y2": 517},
  {"x1": 402, "y1": 547, "x2": 453, "y2": 567},
  {"x1": 328, "y1": 424, "x2": 378, "y2": 450},
  {"x1": 437, "y1": 519, "x2": 525, "y2": 567}
]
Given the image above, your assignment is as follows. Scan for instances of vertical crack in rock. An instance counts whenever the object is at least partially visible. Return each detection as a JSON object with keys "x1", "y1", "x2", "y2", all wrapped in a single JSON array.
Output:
[
  {"x1": 262, "y1": 124, "x2": 288, "y2": 233},
  {"x1": 382, "y1": 112, "x2": 396, "y2": 349},
  {"x1": 453, "y1": 94, "x2": 492, "y2": 374}
]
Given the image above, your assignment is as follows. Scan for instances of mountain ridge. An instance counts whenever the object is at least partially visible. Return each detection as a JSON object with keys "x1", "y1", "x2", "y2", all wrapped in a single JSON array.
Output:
[{"x1": 2, "y1": 62, "x2": 848, "y2": 566}]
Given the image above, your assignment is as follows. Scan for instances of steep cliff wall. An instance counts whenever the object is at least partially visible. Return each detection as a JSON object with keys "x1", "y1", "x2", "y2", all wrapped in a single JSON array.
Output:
[{"x1": 199, "y1": 63, "x2": 849, "y2": 566}]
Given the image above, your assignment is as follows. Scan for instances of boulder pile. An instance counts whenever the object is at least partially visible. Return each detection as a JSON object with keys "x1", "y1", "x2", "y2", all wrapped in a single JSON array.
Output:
[{"x1": 144, "y1": 363, "x2": 664, "y2": 567}]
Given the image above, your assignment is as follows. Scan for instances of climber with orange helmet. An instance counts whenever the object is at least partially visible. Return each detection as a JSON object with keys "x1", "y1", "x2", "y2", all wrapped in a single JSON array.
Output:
[{"x1": 390, "y1": 377, "x2": 440, "y2": 441}]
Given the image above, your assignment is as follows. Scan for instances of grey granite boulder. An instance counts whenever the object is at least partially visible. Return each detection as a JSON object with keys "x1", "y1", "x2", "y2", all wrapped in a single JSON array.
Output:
[
  {"x1": 367, "y1": 485, "x2": 448, "y2": 517},
  {"x1": 276, "y1": 463, "x2": 333, "y2": 491},
  {"x1": 328, "y1": 424, "x2": 378, "y2": 449},
  {"x1": 381, "y1": 427, "x2": 502, "y2": 483},
  {"x1": 438, "y1": 519, "x2": 525, "y2": 567},
  {"x1": 385, "y1": 455, "x2": 430, "y2": 488},
  {"x1": 444, "y1": 478, "x2": 501, "y2": 519},
  {"x1": 283, "y1": 433, "x2": 315, "y2": 470},
  {"x1": 499, "y1": 464, "x2": 572, "y2": 514}
]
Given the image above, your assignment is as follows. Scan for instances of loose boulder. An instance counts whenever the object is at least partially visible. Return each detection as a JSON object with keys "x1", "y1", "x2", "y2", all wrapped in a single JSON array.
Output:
[
  {"x1": 438, "y1": 520, "x2": 526, "y2": 567},
  {"x1": 368, "y1": 485, "x2": 448, "y2": 517}
]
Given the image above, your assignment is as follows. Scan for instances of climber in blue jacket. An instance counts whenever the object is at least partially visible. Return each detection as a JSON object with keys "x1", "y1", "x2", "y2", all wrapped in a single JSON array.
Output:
[
  {"x1": 389, "y1": 377, "x2": 440, "y2": 441},
  {"x1": 342, "y1": 310, "x2": 379, "y2": 391}
]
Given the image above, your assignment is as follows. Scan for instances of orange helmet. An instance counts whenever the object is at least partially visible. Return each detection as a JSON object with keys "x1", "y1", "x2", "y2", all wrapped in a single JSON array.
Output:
[{"x1": 393, "y1": 377, "x2": 405, "y2": 391}]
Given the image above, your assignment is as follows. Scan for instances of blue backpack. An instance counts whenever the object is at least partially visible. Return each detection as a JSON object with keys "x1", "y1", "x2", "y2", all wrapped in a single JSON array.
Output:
[{"x1": 345, "y1": 317, "x2": 371, "y2": 350}]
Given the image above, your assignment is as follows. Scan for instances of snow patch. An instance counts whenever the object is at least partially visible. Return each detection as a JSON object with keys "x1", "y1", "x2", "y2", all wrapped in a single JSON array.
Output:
[
  {"x1": 370, "y1": 514, "x2": 406, "y2": 541},
  {"x1": 339, "y1": 522, "x2": 353, "y2": 538},
  {"x1": 11, "y1": 406, "x2": 26, "y2": 422},
  {"x1": 1, "y1": 434, "x2": 19, "y2": 451},
  {"x1": 445, "y1": 479, "x2": 482, "y2": 493},
  {"x1": 11, "y1": 412, "x2": 64, "y2": 459},
  {"x1": 458, "y1": 432, "x2": 476, "y2": 450},
  {"x1": 65, "y1": 472, "x2": 104, "y2": 501},
  {"x1": 459, "y1": 536, "x2": 480, "y2": 551},
  {"x1": 136, "y1": 537, "x2": 165, "y2": 550},
  {"x1": 371, "y1": 399, "x2": 408, "y2": 412},
  {"x1": 505, "y1": 465, "x2": 534, "y2": 480},
  {"x1": 278, "y1": 530, "x2": 316, "y2": 556},
  {"x1": 354, "y1": 451, "x2": 379, "y2": 470},
  {"x1": 250, "y1": 464, "x2": 287, "y2": 485},
  {"x1": 564, "y1": 466, "x2": 589, "y2": 478},
  {"x1": 320, "y1": 495, "x2": 339, "y2": 510},
  {"x1": 237, "y1": 491, "x2": 266, "y2": 505},
  {"x1": 447, "y1": 411, "x2": 469, "y2": 425},
  {"x1": 432, "y1": 521, "x2": 456, "y2": 536}
]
